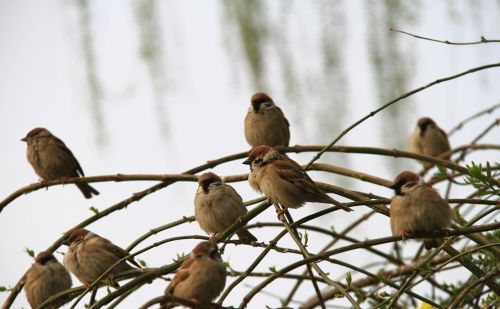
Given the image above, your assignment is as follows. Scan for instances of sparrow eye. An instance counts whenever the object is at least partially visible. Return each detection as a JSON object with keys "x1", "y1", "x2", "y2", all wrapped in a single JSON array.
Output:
[
  {"x1": 254, "y1": 158, "x2": 263, "y2": 165},
  {"x1": 261, "y1": 102, "x2": 273, "y2": 109}
]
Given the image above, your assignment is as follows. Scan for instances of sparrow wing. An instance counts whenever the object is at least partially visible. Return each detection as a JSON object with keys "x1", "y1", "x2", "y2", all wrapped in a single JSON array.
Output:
[
  {"x1": 164, "y1": 258, "x2": 193, "y2": 295},
  {"x1": 100, "y1": 240, "x2": 140, "y2": 268},
  {"x1": 49, "y1": 136, "x2": 86, "y2": 177},
  {"x1": 273, "y1": 159, "x2": 319, "y2": 196}
]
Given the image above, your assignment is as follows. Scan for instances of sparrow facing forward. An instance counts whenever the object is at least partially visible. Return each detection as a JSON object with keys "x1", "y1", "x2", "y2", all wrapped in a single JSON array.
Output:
[
  {"x1": 164, "y1": 241, "x2": 226, "y2": 307},
  {"x1": 24, "y1": 251, "x2": 72, "y2": 309},
  {"x1": 243, "y1": 145, "x2": 352, "y2": 212},
  {"x1": 409, "y1": 117, "x2": 451, "y2": 169},
  {"x1": 22, "y1": 128, "x2": 99, "y2": 198},
  {"x1": 195, "y1": 172, "x2": 257, "y2": 242},
  {"x1": 389, "y1": 171, "x2": 452, "y2": 249},
  {"x1": 62, "y1": 228, "x2": 139, "y2": 287},
  {"x1": 244, "y1": 92, "x2": 290, "y2": 147}
]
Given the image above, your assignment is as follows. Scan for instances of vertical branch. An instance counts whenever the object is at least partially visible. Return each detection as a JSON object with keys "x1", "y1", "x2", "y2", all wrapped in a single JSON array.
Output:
[{"x1": 77, "y1": 0, "x2": 106, "y2": 145}]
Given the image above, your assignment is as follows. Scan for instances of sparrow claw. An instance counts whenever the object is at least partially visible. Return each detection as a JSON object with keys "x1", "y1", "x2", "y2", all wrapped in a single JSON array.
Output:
[
  {"x1": 275, "y1": 206, "x2": 288, "y2": 219},
  {"x1": 400, "y1": 231, "x2": 409, "y2": 243}
]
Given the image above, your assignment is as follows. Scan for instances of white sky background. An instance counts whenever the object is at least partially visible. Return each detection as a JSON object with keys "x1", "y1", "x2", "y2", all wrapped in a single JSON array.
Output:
[{"x1": 1, "y1": 1, "x2": 499, "y2": 308}]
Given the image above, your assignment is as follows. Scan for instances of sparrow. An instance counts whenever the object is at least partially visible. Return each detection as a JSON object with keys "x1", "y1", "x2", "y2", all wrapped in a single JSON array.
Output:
[
  {"x1": 24, "y1": 251, "x2": 72, "y2": 309},
  {"x1": 244, "y1": 92, "x2": 290, "y2": 147},
  {"x1": 164, "y1": 241, "x2": 226, "y2": 307},
  {"x1": 194, "y1": 172, "x2": 257, "y2": 242},
  {"x1": 389, "y1": 171, "x2": 452, "y2": 249},
  {"x1": 409, "y1": 117, "x2": 451, "y2": 169},
  {"x1": 21, "y1": 127, "x2": 99, "y2": 199},
  {"x1": 243, "y1": 145, "x2": 352, "y2": 213},
  {"x1": 62, "y1": 228, "x2": 139, "y2": 287}
]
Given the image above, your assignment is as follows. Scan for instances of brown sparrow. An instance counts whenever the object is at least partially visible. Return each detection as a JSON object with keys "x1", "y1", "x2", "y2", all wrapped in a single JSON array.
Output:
[
  {"x1": 62, "y1": 228, "x2": 139, "y2": 287},
  {"x1": 21, "y1": 127, "x2": 99, "y2": 199},
  {"x1": 24, "y1": 251, "x2": 72, "y2": 309},
  {"x1": 409, "y1": 117, "x2": 451, "y2": 168},
  {"x1": 244, "y1": 92, "x2": 290, "y2": 147},
  {"x1": 389, "y1": 171, "x2": 452, "y2": 249},
  {"x1": 194, "y1": 172, "x2": 257, "y2": 242},
  {"x1": 243, "y1": 145, "x2": 352, "y2": 212},
  {"x1": 164, "y1": 241, "x2": 226, "y2": 307}
]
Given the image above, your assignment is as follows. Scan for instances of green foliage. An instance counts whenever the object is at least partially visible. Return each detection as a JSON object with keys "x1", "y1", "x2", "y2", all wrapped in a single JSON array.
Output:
[
  {"x1": 465, "y1": 161, "x2": 499, "y2": 197},
  {"x1": 24, "y1": 247, "x2": 35, "y2": 258}
]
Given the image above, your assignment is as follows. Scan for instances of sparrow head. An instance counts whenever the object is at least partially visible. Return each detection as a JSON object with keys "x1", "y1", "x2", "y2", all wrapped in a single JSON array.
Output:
[
  {"x1": 242, "y1": 145, "x2": 279, "y2": 167},
  {"x1": 198, "y1": 172, "x2": 223, "y2": 193},
  {"x1": 389, "y1": 171, "x2": 420, "y2": 195},
  {"x1": 191, "y1": 241, "x2": 222, "y2": 262},
  {"x1": 417, "y1": 117, "x2": 436, "y2": 136},
  {"x1": 62, "y1": 228, "x2": 90, "y2": 246},
  {"x1": 34, "y1": 251, "x2": 57, "y2": 265},
  {"x1": 250, "y1": 92, "x2": 275, "y2": 113},
  {"x1": 21, "y1": 127, "x2": 52, "y2": 143}
]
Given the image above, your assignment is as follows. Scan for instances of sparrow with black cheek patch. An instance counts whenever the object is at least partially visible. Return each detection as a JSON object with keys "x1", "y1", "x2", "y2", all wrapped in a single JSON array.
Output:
[
  {"x1": 244, "y1": 92, "x2": 290, "y2": 148},
  {"x1": 24, "y1": 251, "x2": 72, "y2": 309},
  {"x1": 243, "y1": 145, "x2": 352, "y2": 213},
  {"x1": 409, "y1": 117, "x2": 451, "y2": 169},
  {"x1": 163, "y1": 241, "x2": 226, "y2": 307},
  {"x1": 21, "y1": 127, "x2": 99, "y2": 198},
  {"x1": 389, "y1": 171, "x2": 452, "y2": 249},
  {"x1": 62, "y1": 228, "x2": 139, "y2": 288},
  {"x1": 195, "y1": 172, "x2": 257, "y2": 242}
]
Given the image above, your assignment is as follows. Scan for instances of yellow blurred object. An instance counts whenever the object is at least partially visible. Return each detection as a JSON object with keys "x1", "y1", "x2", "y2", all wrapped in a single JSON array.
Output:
[{"x1": 417, "y1": 303, "x2": 438, "y2": 309}]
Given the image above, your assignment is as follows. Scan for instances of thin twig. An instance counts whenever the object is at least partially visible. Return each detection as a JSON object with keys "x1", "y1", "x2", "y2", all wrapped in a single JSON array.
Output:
[{"x1": 390, "y1": 28, "x2": 500, "y2": 45}]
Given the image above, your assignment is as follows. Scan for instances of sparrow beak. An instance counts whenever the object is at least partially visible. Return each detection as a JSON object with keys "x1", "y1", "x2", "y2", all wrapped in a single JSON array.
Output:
[
  {"x1": 21, "y1": 137, "x2": 27, "y2": 142},
  {"x1": 388, "y1": 183, "x2": 398, "y2": 190},
  {"x1": 242, "y1": 158, "x2": 252, "y2": 165},
  {"x1": 61, "y1": 238, "x2": 71, "y2": 246}
]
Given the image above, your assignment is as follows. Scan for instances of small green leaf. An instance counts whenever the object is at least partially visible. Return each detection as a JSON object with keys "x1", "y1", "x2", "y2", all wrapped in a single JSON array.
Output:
[
  {"x1": 24, "y1": 247, "x2": 35, "y2": 258},
  {"x1": 379, "y1": 291, "x2": 390, "y2": 297},
  {"x1": 89, "y1": 206, "x2": 99, "y2": 214},
  {"x1": 0, "y1": 286, "x2": 7, "y2": 292},
  {"x1": 346, "y1": 272, "x2": 352, "y2": 289},
  {"x1": 303, "y1": 230, "x2": 309, "y2": 247},
  {"x1": 138, "y1": 259, "x2": 147, "y2": 267},
  {"x1": 268, "y1": 266, "x2": 277, "y2": 273}
]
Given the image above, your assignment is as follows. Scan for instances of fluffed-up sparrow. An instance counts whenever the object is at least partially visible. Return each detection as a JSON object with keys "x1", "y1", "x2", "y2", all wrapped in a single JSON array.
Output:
[
  {"x1": 389, "y1": 171, "x2": 452, "y2": 249},
  {"x1": 409, "y1": 117, "x2": 451, "y2": 169},
  {"x1": 22, "y1": 128, "x2": 99, "y2": 198},
  {"x1": 164, "y1": 241, "x2": 226, "y2": 307},
  {"x1": 24, "y1": 251, "x2": 72, "y2": 309},
  {"x1": 195, "y1": 172, "x2": 257, "y2": 242},
  {"x1": 244, "y1": 92, "x2": 290, "y2": 147},
  {"x1": 62, "y1": 228, "x2": 139, "y2": 287},
  {"x1": 243, "y1": 145, "x2": 352, "y2": 213}
]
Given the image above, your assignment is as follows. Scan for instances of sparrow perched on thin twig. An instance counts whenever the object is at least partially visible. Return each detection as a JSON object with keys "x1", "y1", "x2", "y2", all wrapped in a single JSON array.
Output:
[
  {"x1": 24, "y1": 251, "x2": 72, "y2": 309},
  {"x1": 195, "y1": 172, "x2": 257, "y2": 242},
  {"x1": 163, "y1": 241, "x2": 226, "y2": 308},
  {"x1": 243, "y1": 145, "x2": 352, "y2": 213},
  {"x1": 389, "y1": 171, "x2": 452, "y2": 249},
  {"x1": 244, "y1": 92, "x2": 290, "y2": 147},
  {"x1": 21, "y1": 128, "x2": 99, "y2": 198},
  {"x1": 62, "y1": 228, "x2": 139, "y2": 287},
  {"x1": 409, "y1": 117, "x2": 451, "y2": 169}
]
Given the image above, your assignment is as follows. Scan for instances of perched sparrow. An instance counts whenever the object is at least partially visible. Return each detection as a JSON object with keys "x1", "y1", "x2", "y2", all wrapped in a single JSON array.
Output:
[
  {"x1": 24, "y1": 251, "x2": 72, "y2": 309},
  {"x1": 244, "y1": 92, "x2": 290, "y2": 147},
  {"x1": 243, "y1": 145, "x2": 352, "y2": 212},
  {"x1": 194, "y1": 172, "x2": 257, "y2": 242},
  {"x1": 164, "y1": 241, "x2": 226, "y2": 307},
  {"x1": 62, "y1": 228, "x2": 139, "y2": 287},
  {"x1": 409, "y1": 117, "x2": 451, "y2": 168},
  {"x1": 21, "y1": 128, "x2": 99, "y2": 199},
  {"x1": 389, "y1": 171, "x2": 452, "y2": 249}
]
